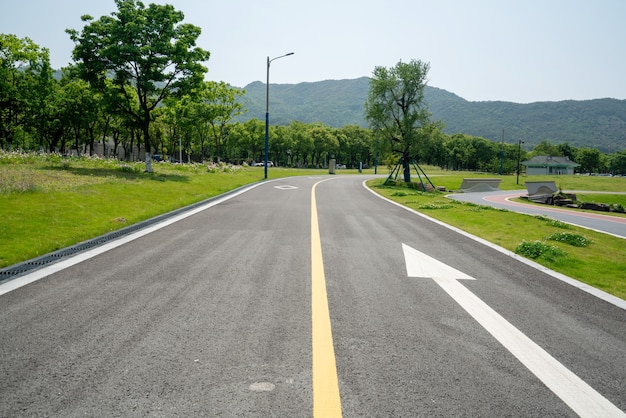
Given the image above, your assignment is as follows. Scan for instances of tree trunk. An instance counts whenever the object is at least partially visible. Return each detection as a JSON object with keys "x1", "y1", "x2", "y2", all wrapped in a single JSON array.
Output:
[
  {"x1": 145, "y1": 152, "x2": 152, "y2": 172},
  {"x1": 403, "y1": 155, "x2": 411, "y2": 182},
  {"x1": 143, "y1": 112, "x2": 152, "y2": 172}
]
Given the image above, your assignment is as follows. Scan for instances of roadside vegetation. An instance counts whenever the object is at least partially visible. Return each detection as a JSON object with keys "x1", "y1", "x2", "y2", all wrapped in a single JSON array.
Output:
[{"x1": 2, "y1": 153, "x2": 625, "y2": 300}]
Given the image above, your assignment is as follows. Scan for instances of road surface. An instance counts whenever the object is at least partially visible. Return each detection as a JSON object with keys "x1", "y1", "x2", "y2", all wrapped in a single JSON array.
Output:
[{"x1": 1, "y1": 175, "x2": 625, "y2": 417}]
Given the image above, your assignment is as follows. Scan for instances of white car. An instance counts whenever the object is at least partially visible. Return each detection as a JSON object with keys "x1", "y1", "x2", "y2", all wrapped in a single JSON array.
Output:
[{"x1": 253, "y1": 161, "x2": 273, "y2": 167}]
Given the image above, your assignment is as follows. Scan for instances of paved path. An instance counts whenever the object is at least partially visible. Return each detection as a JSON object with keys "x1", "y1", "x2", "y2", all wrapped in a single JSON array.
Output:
[{"x1": 448, "y1": 190, "x2": 626, "y2": 239}]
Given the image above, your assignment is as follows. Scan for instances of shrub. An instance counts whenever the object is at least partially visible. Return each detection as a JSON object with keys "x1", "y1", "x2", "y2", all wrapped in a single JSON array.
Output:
[
  {"x1": 547, "y1": 232, "x2": 591, "y2": 247},
  {"x1": 119, "y1": 164, "x2": 141, "y2": 174},
  {"x1": 515, "y1": 240, "x2": 567, "y2": 260},
  {"x1": 611, "y1": 203, "x2": 625, "y2": 213}
]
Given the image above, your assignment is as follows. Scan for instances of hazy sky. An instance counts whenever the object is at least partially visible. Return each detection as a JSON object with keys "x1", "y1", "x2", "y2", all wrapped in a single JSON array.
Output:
[{"x1": 2, "y1": 0, "x2": 625, "y2": 103}]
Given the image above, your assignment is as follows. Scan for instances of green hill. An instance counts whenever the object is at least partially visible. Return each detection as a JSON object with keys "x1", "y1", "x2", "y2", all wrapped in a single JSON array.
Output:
[{"x1": 236, "y1": 77, "x2": 626, "y2": 152}]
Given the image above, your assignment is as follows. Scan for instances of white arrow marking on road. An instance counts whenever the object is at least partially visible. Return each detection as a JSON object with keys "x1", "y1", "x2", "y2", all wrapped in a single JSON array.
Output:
[
  {"x1": 402, "y1": 243, "x2": 625, "y2": 418},
  {"x1": 402, "y1": 243, "x2": 475, "y2": 281}
]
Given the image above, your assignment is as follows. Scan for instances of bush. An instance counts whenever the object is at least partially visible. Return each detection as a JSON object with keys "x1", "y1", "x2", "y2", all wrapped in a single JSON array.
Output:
[
  {"x1": 547, "y1": 232, "x2": 591, "y2": 247},
  {"x1": 119, "y1": 164, "x2": 141, "y2": 174},
  {"x1": 611, "y1": 203, "x2": 625, "y2": 213},
  {"x1": 515, "y1": 240, "x2": 567, "y2": 260}
]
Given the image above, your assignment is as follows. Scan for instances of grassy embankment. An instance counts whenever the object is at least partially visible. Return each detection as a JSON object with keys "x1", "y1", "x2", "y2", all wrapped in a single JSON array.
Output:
[{"x1": 1, "y1": 152, "x2": 624, "y2": 300}]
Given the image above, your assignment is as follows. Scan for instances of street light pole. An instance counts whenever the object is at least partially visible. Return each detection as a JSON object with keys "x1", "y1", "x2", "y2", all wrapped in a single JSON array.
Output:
[
  {"x1": 516, "y1": 139, "x2": 525, "y2": 185},
  {"x1": 265, "y1": 52, "x2": 294, "y2": 179}
]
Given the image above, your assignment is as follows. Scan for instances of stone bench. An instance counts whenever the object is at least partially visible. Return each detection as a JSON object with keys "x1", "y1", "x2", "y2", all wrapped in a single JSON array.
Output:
[
  {"x1": 459, "y1": 178, "x2": 502, "y2": 192},
  {"x1": 525, "y1": 181, "x2": 557, "y2": 196}
]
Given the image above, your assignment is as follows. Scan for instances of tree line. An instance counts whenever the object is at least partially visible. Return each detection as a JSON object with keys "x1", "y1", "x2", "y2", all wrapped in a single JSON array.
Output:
[{"x1": 1, "y1": 1, "x2": 625, "y2": 176}]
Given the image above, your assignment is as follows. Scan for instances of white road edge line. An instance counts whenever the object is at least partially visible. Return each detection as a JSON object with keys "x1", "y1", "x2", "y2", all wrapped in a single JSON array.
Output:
[
  {"x1": 363, "y1": 180, "x2": 626, "y2": 311},
  {"x1": 0, "y1": 182, "x2": 266, "y2": 296}
]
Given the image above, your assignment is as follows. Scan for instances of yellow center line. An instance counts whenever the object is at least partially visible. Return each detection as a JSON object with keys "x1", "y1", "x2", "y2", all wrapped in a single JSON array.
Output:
[{"x1": 311, "y1": 180, "x2": 343, "y2": 417}]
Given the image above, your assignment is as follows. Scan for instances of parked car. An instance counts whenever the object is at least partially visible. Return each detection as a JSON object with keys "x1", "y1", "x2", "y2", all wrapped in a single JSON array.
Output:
[
  {"x1": 152, "y1": 154, "x2": 179, "y2": 163},
  {"x1": 253, "y1": 161, "x2": 273, "y2": 167},
  {"x1": 336, "y1": 164, "x2": 346, "y2": 169}
]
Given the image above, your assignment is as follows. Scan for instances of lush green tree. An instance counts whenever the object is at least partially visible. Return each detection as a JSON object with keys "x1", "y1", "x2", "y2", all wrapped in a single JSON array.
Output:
[
  {"x1": 576, "y1": 147, "x2": 602, "y2": 173},
  {"x1": 287, "y1": 121, "x2": 313, "y2": 167},
  {"x1": 0, "y1": 34, "x2": 54, "y2": 149},
  {"x1": 240, "y1": 119, "x2": 266, "y2": 163},
  {"x1": 67, "y1": 0, "x2": 210, "y2": 171},
  {"x1": 197, "y1": 81, "x2": 245, "y2": 163},
  {"x1": 419, "y1": 124, "x2": 447, "y2": 168},
  {"x1": 309, "y1": 124, "x2": 338, "y2": 167},
  {"x1": 530, "y1": 140, "x2": 562, "y2": 157},
  {"x1": 336, "y1": 125, "x2": 373, "y2": 168},
  {"x1": 608, "y1": 150, "x2": 626, "y2": 175},
  {"x1": 445, "y1": 134, "x2": 472, "y2": 170},
  {"x1": 223, "y1": 122, "x2": 249, "y2": 163},
  {"x1": 269, "y1": 125, "x2": 293, "y2": 167},
  {"x1": 56, "y1": 78, "x2": 100, "y2": 154},
  {"x1": 557, "y1": 142, "x2": 577, "y2": 160},
  {"x1": 159, "y1": 94, "x2": 196, "y2": 161},
  {"x1": 365, "y1": 59, "x2": 432, "y2": 181}
]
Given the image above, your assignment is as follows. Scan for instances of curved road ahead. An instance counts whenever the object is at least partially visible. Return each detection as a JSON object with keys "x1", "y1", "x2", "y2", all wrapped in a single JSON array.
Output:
[
  {"x1": 1, "y1": 176, "x2": 625, "y2": 417},
  {"x1": 448, "y1": 190, "x2": 626, "y2": 239}
]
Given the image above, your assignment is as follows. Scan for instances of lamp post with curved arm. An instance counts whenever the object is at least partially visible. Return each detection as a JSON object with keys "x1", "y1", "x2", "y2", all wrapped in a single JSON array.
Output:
[
  {"x1": 516, "y1": 139, "x2": 525, "y2": 185},
  {"x1": 264, "y1": 52, "x2": 294, "y2": 179}
]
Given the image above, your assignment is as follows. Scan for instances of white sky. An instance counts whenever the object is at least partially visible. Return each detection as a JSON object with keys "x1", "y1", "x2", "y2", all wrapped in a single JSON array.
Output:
[{"x1": 2, "y1": 0, "x2": 625, "y2": 103}]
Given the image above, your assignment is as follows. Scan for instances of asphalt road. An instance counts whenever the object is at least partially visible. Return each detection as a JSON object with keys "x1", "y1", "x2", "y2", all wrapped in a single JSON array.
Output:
[
  {"x1": 1, "y1": 175, "x2": 625, "y2": 417},
  {"x1": 448, "y1": 190, "x2": 626, "y2": 239}
]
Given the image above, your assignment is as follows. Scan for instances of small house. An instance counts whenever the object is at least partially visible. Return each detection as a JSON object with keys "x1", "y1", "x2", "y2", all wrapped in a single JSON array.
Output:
[{"x1": 522, "y1": 156, "x2": 579, "y2": 175}]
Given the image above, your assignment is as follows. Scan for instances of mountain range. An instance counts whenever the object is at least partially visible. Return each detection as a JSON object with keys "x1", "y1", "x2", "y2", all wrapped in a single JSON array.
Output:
[{"x1": 235, "y1": 77, "x2": 626, "y2": 152}]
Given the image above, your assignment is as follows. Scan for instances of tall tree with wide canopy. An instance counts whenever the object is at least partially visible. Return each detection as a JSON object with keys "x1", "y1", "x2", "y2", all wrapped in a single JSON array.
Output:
[
  {"x1": 365, "y1": 59, "x2": 432, "y2": 182},
  {"x1": 67, "y1": 0, "x2": 210, "y2": 171}
]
